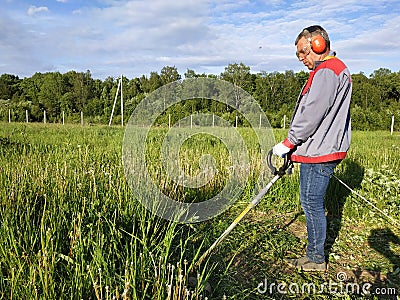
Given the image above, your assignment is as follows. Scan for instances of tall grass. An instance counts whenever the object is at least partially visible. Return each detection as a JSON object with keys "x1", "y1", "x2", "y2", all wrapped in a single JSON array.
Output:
[
  {"x1": 0, "y1": 124, "x2": 212, "y2": 299},
  {"x1": 1, "y1": 124, "x2": 399, "y2": 299}
]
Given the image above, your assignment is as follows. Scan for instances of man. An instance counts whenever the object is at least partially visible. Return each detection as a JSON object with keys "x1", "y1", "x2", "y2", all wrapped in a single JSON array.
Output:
[{"x1": 272, "y1": 25, "x2": 352, "y2": 271}]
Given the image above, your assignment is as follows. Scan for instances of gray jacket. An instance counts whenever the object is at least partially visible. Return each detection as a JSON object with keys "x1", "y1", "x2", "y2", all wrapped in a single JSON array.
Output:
[{"x1": 283, "y1": 53, "x2": 352, "y2": 163}]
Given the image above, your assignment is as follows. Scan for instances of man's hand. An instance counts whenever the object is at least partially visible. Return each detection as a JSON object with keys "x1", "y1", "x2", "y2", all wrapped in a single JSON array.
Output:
[{"x1": 272, "y1": 141, "x2": 291, "y2": 157}]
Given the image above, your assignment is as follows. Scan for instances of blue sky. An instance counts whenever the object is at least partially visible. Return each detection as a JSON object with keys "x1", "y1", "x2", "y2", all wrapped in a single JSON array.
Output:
[{"x1": 1, "y1": 0, "x2": 399, "y2": 79}]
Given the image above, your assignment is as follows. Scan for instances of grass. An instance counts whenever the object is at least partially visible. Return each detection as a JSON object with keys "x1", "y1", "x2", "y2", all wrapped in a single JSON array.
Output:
[
  {"x1": 0, "y1": 123, "x2": 212, "y2": 299},
  {"x1": 0, "y1": 123, "x2": 399, "y2": 299}
]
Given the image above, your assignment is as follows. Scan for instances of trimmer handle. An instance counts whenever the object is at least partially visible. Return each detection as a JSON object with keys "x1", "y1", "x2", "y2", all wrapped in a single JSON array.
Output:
[{"x1": 267, "y1": 149, "x2": 292, "y2": 176}]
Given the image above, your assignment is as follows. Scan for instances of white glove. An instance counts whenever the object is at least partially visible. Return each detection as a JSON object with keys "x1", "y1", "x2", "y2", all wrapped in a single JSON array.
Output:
[{"x1": 272, "y1": 141, "x2": 291, "y2": 157}]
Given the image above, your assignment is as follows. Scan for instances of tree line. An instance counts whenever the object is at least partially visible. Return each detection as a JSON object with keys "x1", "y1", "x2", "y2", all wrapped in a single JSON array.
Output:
[{"x1": 0, "y1": 64, "x2": 399, "y2": 130}]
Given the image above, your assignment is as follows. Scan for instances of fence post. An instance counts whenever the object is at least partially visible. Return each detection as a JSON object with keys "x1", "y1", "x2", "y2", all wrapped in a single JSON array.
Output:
[
  {"x1": 81, "y1": 111, "x2": 84, "y2": 126},
  {"x1": 391, "y1": 115, "x2": 394, "y2": 135},
  {"x1": 44, "y1": 110, "x2": 46, "y2": 124},
  {"x1": 8, "y1": 109, "x2": 11, "y2": 123},
  {"x1": 26, "y1": 110, "x2": 28, "y2": 123},
  {"x1": 121, "y1": 74, "x2": 124, "y2": 127}
]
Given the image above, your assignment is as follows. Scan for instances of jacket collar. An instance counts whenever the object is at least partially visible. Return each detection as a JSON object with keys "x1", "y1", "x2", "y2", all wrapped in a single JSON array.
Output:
[{"x1": 314, "y1": 51, "x2": 336, "y2": 70}]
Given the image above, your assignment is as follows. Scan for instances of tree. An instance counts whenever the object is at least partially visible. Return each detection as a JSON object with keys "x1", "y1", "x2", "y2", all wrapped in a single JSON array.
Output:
[
  {"x1": 254, "y1": 71, "x2": 283, "y2": 112},
  {"x1": 184, "y1": 69, "x2": 197, "y2": 78},
  {"x1": 160, "y1": 66, "x2": 181, "y2": 85},
  {"x1": 0, "y1": 74, "x2": 20, "y2": 100},
  {"x1": 37, "y1": 72, "x2": 64, "y2": 120},
  {"x1": 140, "y1": 72, "x2": 162, "y2": 93},
  {"x1": 0, "y1": 66, "x2": 399, "y2": 130},
  {"x1": 63, "y1": 70, "x2": 94, "y2": 114},
  {"x1": 351, "y1": 72, "x2": 375, "y2": 109},
  {"x1": 220, "y1": 62, "x2": 253, "y2": 94},
  {"x1": 184, "y1": 69, "x2": 207, "y2": 79}
]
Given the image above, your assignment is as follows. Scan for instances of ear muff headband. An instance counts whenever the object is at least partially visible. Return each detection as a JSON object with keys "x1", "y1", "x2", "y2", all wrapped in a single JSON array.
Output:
[{"x1": 310, "y1": 35, "x2": 326, "y2": 54}]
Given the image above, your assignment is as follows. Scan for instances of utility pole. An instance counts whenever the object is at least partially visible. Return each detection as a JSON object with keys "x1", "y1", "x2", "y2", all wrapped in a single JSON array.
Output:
[{"x1": 109, "y1": 75, "x2": 123, "y2": 126}]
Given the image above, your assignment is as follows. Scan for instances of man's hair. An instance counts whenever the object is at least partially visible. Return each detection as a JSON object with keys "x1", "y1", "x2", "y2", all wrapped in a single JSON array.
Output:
[{"x1": 295, "y1": 25, "x2": 330, "y2": 50}]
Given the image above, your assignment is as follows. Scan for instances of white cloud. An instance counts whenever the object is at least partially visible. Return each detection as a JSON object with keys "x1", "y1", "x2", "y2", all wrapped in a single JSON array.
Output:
[{"x1": 27, "y1": 6, "x2": 49, "y2": 16}]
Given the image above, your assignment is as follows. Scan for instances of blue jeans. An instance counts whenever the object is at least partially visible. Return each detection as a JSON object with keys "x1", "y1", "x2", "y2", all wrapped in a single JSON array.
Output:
[{"x1": 300, "y1": 162, "x2": 338, "y2": 263}]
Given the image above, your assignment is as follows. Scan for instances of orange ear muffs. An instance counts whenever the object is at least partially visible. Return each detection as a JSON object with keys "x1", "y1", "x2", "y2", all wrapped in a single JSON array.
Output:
[{"x1": 311, "y1": 35, "x2": 326, "y2": 54}]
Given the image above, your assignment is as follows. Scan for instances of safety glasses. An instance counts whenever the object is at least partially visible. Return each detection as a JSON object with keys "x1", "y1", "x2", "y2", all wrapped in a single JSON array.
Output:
[{"x1": 296, "y1": 44, "x2": 310, "y2": 58}]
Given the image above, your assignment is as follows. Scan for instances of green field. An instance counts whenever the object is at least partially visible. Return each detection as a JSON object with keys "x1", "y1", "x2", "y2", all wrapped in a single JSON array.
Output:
[{"x1": 0, "y1": 123, "x2": 399, "y2": 299}]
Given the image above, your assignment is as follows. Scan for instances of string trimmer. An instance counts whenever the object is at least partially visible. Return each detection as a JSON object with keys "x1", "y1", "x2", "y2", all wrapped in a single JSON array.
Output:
[{"x1": 195, "y1": 150, "x2": 292, "y2": 267}]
